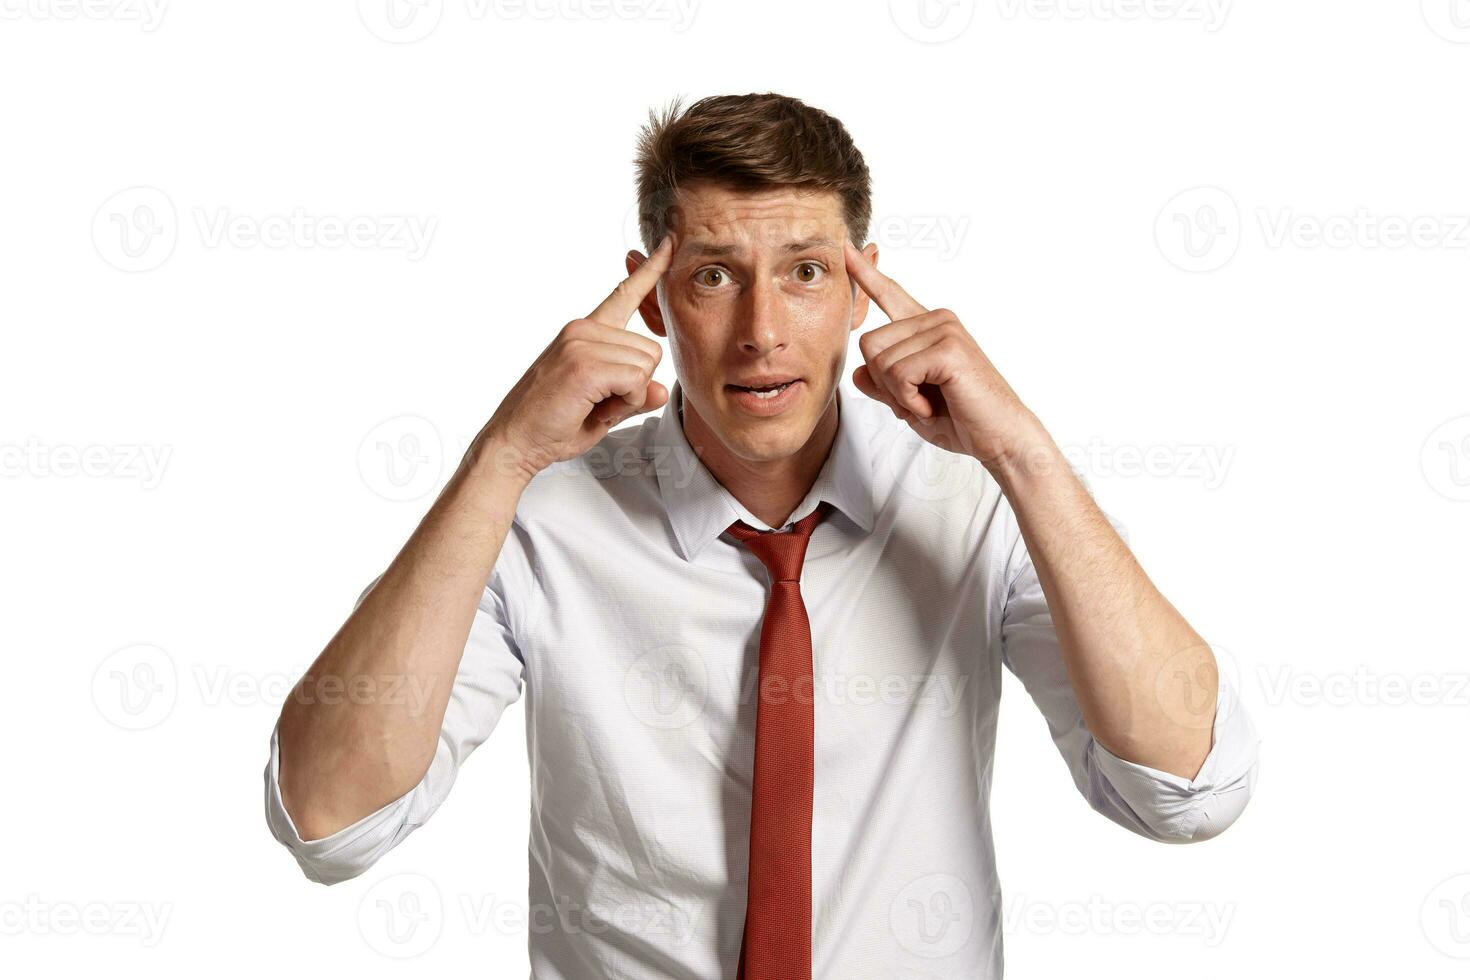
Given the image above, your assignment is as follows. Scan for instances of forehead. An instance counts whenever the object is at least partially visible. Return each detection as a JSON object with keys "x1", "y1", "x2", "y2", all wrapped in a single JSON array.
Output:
[{"x1": 669, "y1": 181, "x2": 845, "y2": 252}]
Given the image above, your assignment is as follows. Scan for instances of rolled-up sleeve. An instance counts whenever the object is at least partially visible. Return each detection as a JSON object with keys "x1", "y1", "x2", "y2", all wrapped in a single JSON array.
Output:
[
  {"x1": 998, "y1": 501, "x2": 1260, "y2": 844},
  {"x1": 263, "y1": 524, "x2": 533, "y2": 884}
]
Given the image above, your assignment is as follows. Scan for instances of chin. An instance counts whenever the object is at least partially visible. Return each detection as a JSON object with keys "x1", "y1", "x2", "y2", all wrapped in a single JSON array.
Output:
[{"x1": 714, "y1": 381, "x2": 819, "y2": 459}]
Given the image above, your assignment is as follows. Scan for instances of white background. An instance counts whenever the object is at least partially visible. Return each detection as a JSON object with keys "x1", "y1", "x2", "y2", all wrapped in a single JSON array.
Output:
[{"x1": 3, "y1": 1, "x2": 1468, "y2": 976}]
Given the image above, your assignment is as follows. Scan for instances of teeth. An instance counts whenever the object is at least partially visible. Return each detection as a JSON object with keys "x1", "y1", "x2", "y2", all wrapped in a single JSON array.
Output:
[{"x1": 739, "y1": 381, "x2": 792, "y2": 399}]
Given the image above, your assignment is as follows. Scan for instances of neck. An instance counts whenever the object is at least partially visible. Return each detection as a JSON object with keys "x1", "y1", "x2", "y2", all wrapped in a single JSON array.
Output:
[{"x1": 680, "y1": 385, "x2": 839, "y2": 530}]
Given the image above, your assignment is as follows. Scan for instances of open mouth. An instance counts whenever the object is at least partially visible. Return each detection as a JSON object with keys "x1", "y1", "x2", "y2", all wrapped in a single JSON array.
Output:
[{"x1": 728, "y1": 380, "x2": 798, "y2": 400}]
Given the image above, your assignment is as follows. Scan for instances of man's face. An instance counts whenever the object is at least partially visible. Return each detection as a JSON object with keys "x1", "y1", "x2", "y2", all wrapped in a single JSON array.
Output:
[{"x1": 639, "y1": 180, "x2": 876, "y2": 463}]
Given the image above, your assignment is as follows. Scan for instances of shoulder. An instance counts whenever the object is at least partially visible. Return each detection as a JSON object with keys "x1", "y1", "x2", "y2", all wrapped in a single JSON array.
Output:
[
  {"x1": 510, "y1": 414, "x2": 664, "y2": 525},
  {"x1": 854, "y1": 397, "x2": 1000, "y2": 523}
]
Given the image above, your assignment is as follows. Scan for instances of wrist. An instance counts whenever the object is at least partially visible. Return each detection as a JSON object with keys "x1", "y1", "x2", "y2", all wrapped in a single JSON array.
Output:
[
  {"x1": 983, "y1": 419, "x2": 1069, "y2": 490},
  {"x1": 463, "y1": 427, "x2": 543, "y2": 490}
]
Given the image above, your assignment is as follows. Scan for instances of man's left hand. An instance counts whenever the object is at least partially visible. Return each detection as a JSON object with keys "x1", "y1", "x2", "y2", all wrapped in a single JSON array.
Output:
[{"x1": 845, "y1": 240, "x2": 1044, "y2": 468}]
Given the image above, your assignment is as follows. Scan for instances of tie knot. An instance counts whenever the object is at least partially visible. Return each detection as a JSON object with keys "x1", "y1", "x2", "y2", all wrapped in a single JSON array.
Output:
[{"x1": 727, "y1": 501, "x2": 833, "y2": 583}]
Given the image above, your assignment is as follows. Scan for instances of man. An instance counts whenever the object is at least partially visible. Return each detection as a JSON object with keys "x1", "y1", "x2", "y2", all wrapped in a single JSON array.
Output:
[{"x1": 264, "y1": 92, "x2": 1259, "y2": 978}]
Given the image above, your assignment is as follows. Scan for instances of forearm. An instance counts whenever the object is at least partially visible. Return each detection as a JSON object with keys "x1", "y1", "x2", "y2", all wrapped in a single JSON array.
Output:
[
  {"x1": 275, "y1": 431, "x2": 533, "y2": 840},
  {"x1": 989, "y1": 422, "x2": 1215, "y2": 780}
]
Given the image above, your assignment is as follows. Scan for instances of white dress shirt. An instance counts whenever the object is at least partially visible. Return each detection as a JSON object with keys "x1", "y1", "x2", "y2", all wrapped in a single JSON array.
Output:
[{"x1": 264, "y1": 378, "x2": 1260, "y2": 979}]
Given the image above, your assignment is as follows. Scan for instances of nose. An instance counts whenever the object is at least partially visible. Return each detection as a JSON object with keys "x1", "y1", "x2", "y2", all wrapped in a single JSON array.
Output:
[{"x1": 736, "y1": 275, "x2": 789, "y2": 356}]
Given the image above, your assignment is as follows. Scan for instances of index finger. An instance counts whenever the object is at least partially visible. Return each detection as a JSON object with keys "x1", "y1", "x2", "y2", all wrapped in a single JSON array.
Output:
[
  {"x1": 844, "y1": 239, "x2": 928, "y2": 322},
  {"x1": 588, "y1": 234, "x2": 674, "y2": 328}
]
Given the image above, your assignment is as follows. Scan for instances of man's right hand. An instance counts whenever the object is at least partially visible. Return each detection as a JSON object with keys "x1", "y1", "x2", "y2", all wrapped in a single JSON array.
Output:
[{"x1": 477, "y1": 235, "x2": 674, "y2": 481}]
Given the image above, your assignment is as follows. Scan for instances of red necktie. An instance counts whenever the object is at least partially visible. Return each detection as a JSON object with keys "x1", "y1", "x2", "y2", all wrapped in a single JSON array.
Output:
[{"x1": 727, "y1": 500, "x2": 833, "y2": 980}]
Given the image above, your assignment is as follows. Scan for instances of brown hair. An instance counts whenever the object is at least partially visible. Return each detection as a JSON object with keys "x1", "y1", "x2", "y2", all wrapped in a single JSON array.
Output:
[{"x1": 633, "y1": 92, "x2": 872, "y2": 252}]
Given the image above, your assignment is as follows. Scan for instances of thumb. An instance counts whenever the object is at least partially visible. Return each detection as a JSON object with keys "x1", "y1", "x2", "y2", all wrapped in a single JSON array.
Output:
[{"x1": 641, "y1": 379, "x2": 669, "y2": 414}]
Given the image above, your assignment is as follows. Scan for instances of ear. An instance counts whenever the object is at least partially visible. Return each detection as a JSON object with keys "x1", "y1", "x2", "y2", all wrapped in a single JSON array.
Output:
[
  {"x1": 849, "y1": 241, "x2": 879, "y2": 334},
  {"x1": 625, "y1": 250, "x2": 668, "y2": 337}
]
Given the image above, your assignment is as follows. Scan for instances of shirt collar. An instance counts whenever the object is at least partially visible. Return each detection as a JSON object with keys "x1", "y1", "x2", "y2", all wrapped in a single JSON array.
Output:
[{"x1": 653, "y1": 378, "x2": 875, "y2": 563}]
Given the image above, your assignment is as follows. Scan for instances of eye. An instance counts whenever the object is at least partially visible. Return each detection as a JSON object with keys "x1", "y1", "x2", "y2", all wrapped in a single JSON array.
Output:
[
  {"x1": 794, "y1": 261, "x2": 826, "y2": 284},
  {"x1": 694, "y1": 267, "x2": 731, "y2": 289}
]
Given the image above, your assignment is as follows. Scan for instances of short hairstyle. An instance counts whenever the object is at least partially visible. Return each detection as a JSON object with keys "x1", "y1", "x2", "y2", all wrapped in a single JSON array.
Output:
[{"x1": 633, "y1": 92, "x2": 872, "y2": 252}]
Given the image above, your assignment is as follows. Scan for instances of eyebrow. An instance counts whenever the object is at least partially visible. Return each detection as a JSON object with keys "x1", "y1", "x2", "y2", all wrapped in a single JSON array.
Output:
[{"x1": 683, "y1": 237, "x2": 840, "y2": 259}]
